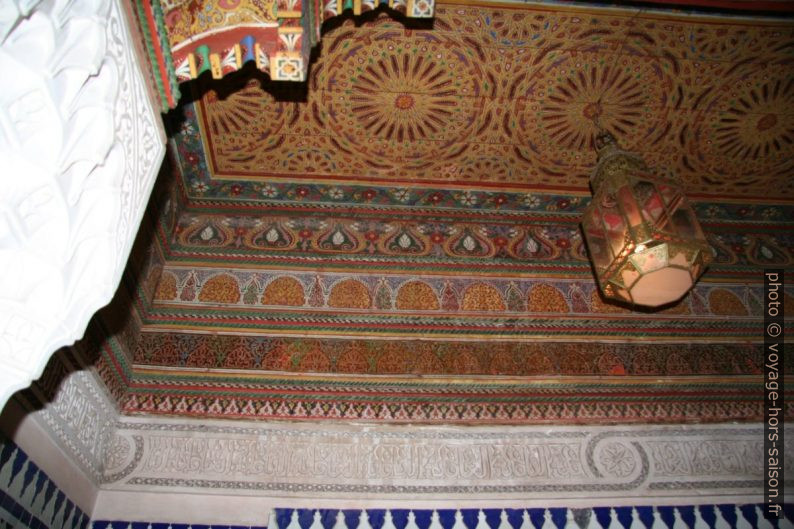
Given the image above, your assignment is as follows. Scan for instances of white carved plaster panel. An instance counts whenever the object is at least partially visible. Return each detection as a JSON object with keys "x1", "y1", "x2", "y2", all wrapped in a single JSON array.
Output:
[
  {"x1": 104, "y1": 417, "x2": 792, "y2": 501},
  {"x1": 35, "y1": 367, "x2": 118, "y2": 483},
  {"x1": 0, "y1": 0, "x2": 166, "y2": 407}
]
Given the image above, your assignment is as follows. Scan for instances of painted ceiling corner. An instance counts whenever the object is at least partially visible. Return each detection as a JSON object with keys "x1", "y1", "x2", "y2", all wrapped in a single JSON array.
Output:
[{"x1": 79, "y1": 0, "x2": 794, "y2": 425}]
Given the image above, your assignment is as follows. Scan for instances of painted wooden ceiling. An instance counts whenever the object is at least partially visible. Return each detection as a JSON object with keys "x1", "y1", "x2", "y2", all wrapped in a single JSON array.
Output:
[
  {"x1": 173, "y1": 2, "x2": 794, "y2": 200},
  {"x1": 88, "y1": 1, "x2": 794, "y2": 424}
]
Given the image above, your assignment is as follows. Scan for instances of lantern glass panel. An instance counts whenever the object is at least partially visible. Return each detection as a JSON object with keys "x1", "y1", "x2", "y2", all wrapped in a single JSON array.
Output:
[
  {"x1": 657, "y1": 183, "x2": 678, "y2": 206},
  {"x1": 630, "y1": 267, "x2": 693, "y2": 306},
  {"x1": 688, "y1": 204, "x2": 707, "y2": 241},
  {"x1": 635, "y1": 181, "x2": 665, "y2": 225},
  {"x1": 600, "y1": 197, "x2": 627, "y2": 258},
  {"x1": 617, "y1": 186, "x2": 643, "y2": 227},
  {"x1": 583, "y1": 206, "x2": 612, "y2": 271},
  {"x1": 630, "y1": 244, "x2": 669, "y2": 274},
  {"x1": 672, "y1": 207, "x2": 701, "y2": 240}
]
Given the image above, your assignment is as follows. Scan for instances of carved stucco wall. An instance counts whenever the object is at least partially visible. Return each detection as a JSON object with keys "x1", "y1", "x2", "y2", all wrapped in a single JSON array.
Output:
[
  {"x1": 4, "y1": 356, "x2": 791, "y2": 523},
  {"x1": 106, "y1": 421, "x2": 773, "y2": 500},
  {"x1": 0, "y1": 0, "x2": 166, "y2": 407}
]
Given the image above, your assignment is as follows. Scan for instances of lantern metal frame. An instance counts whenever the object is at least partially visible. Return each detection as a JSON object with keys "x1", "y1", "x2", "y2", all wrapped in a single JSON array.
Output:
[{"x1": 581, "y1": 133, "x2": 712, "y2": 307}]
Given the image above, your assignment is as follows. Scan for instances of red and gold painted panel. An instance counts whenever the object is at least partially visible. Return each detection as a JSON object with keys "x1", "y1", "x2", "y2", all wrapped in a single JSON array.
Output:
[
  {"x1": 173, "y1": 3, "x2": 794, "y2": 199},
  {"x1": 89, "y1": 315, "x2": 793, "y2": 424},
  {"x1": 164, "y1": 210, "x2": 794, "y2": 273},
  {"x1": 121, "y1": 376, "x2": 770, "y2": 424},
  {"x1": 87, "y1": 290, "x2": 794, "y2": 425},
  {"x1": 146, "y1": 266, "x2": 784, "y2": 339},
  {"x1": 133, "y1": 333, "x2": 771, "y2": 375},
  {"x1": 163, "y1": 0, "x2": 279, "y2": 48},
  {"x1": 106, "y1": 1, "x2": 794, "y2": 425},
  {"x1": 88, "y1": 310, "x2": 793, "y2": 423},
  {"x1": 147, "y1": 192, "x2": 792, "y2": 340}
]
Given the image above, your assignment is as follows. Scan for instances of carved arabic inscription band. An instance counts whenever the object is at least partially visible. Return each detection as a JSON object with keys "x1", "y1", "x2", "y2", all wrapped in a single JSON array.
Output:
[{"x1": 101, "y1": 422, "x2": 785, "y2": 497}]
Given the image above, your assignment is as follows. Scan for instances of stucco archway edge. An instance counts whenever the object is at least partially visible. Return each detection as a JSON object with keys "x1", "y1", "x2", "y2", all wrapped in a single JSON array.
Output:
[{"x1": 0, "y1": 0, "x2": 165, "y2": 407}]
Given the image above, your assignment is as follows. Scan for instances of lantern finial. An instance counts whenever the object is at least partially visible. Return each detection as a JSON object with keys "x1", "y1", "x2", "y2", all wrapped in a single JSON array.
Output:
[{"x1": 595, "y1": 130, "x2": 617, "y2": 154}]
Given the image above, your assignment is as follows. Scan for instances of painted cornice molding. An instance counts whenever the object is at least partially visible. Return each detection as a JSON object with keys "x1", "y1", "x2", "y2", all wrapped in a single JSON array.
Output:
[
  {"x1": 0, "y1": 0, "x2": 165, "y2": 408},
  {"x1": 4, "y1": 358, "x2": 792, "y2": 522}
]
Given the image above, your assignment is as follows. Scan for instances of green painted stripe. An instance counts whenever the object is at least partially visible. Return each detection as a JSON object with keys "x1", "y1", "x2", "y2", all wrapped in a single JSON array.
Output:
[
  {"x1": 134, "y1": 0, "x2": 169, "y2": 109},
  {"x1": 126, "y1": 387, "x2": 762, "y2": 404},
  {"x1": 129, "y1": 373, "x2": 762, "y2": 391},
  {"x1": 150, "y1": 0, "x2": 180, "y2": 104}
]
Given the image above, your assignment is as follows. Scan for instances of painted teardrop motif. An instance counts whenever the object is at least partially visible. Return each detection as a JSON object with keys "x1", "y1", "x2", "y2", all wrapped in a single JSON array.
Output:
[
  {"x1": 444, "y1": 227, "x2": 493, "y2": 257},
  {"x1": 705, "y1": 234, "x2": 738, "y2": 265},
  {"x1": 179, "y1": 272, "x2": 198, "y2": 301},
  {"x1": 242, "y1": 276, "x2": 261, "y2": 305},
  {"x1": 249, "y1": 222, "x2": 296, "y2": 249},
  {"x1": 440, "y1": 282, "x2": 459, "y2": 311},
  {"x1": 509, "y1": 228, "x2": 555, "y2": 260},
  {"x1": 182, "y1": 218, "x2": 233, "y2": 246},
  {"x1": 374, "y1": 279, "x2": 393, "y2": 310},
  {"x1": 746, "y1": 236, "x2": 788, "y2": 265},
  {"x1": 505, "y1": 282, "x2": 525, "y2": 312},
  {"x1": 316, "y1": 223, "x2": 362, "y2": 252},
  {"x1": 307, "y1": 276, "x2": 325, "y2": 307},
  {"x1": 381, "y1": 225, "x2": 428, "y2": 255}
]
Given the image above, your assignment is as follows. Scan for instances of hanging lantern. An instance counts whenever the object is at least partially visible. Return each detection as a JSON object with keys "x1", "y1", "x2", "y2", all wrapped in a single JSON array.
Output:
[{"x1": 581, "y1": 133, "x2": 712, "y2": 307}]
